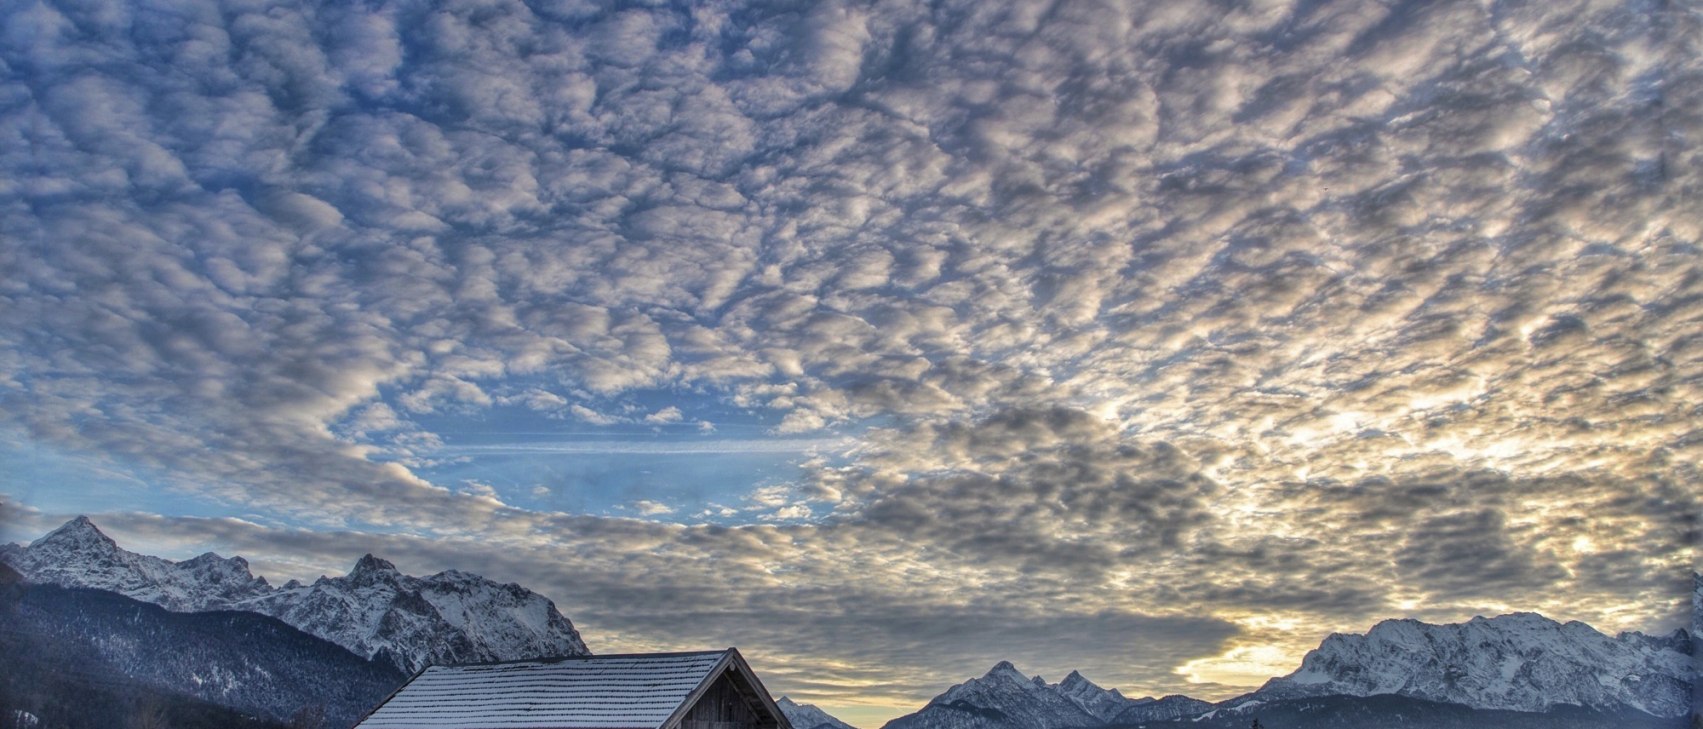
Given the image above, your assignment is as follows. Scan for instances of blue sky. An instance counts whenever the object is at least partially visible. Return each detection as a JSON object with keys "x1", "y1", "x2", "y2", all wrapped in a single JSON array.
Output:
[{"x1": 1, "y1": 0, "x2": 1698, "y2": 724}]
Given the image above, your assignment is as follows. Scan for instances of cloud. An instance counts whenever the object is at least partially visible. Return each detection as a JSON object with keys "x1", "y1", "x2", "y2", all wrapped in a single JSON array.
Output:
[
  {"x1": 437, "y1": 438, "x2": 846, "y2": 456},
  {"x1": 632, "y1": 500, "x2": 675, "y2": 517},
  {"x1": 643, "y1": 406, "x2": 684, "y2": 424},
  {"x1": 568, "y1": 404, "x2": 622, "y2": 426},
  {"x1": 1, "y1": 0, "x2": 1697, "y2": 718}
]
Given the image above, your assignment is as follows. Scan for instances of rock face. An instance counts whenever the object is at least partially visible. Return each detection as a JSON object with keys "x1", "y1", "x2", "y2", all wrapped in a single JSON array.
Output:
[
  {"x1": 777, "y1": 696, "x2": 860, "y2": 729},
  {"x1": 1054, "y1": 671, "x2": 1131, "y2": 723},
  {"x1": 881, "y1": 662, "x2": 1128, "y2": 729},
  {"x1": 2, "y1": 517, "x2": 590, "y2": 674},
  {"x1": 1257, "y1": 612, "x2": 1694, "y2": 718}
]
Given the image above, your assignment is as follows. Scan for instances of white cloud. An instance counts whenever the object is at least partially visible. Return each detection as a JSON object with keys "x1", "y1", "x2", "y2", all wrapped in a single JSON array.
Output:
[
  {"x1": 643, "y1": 406, "x2": 684, "y2": 424},
  {"x1": 568, "y1": 404, "x2": 621, "y2": 426},
  {"x1": 631, "y1": 500, "x2": 675, "y2": 517}
]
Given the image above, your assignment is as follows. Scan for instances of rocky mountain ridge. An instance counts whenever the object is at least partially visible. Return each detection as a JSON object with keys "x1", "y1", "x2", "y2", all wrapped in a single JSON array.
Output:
[
  {"x1": 0, "y1": 516, "x2": 272, "y2": 612},
  {"x1": 882, "y1": 662, "x2": 1165, "y2": 729},
  {"x1": 1256, "y1": 611, "x2": 1693, "y2": 718},
  {"x1": 1, "y1": 517, "x2": 589, "y2": 673}
]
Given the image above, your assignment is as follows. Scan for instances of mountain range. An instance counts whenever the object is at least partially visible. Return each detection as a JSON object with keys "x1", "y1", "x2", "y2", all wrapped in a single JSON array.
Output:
[
  {"x1": 1256, "y1": 611, "x2": 1693, "y2": 717},
  {"x1": 0, "y1": 516, "x2": 588, "y2": 674},
  {"x1": 879, "y1": 595, "x2": 1697, "y2": 729},
  {"x1": 0, "y1": 574, "x2": 404, "y2": 727},
  {"x1": 882, "y1": 662, "x2": 1212, "y2": 729},
  {"x1": 3, "y1": 516, "x2": 1696, "y2": 729}
]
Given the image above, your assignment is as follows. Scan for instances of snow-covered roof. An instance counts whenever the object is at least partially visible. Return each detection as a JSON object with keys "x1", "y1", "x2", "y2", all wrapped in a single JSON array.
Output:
[{"x1": 354, "y1": 649, "x2": 788, "y2": 729}]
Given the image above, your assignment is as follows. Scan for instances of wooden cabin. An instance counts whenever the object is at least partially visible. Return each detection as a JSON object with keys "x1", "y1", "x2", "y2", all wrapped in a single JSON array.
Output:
[{"x1": 353, "y1": 648, "x2": 795, "y2": 729}]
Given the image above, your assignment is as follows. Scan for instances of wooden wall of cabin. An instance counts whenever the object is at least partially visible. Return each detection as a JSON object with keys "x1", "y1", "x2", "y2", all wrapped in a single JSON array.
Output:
[{"x1": 680, "y1": 672, "x2": 776, "y2": 729}]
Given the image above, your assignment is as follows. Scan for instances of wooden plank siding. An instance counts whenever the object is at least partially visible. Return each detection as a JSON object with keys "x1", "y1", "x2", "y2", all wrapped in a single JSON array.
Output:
[{"x1": 680, "y1": 672, "x2": 777, "y2": 729}]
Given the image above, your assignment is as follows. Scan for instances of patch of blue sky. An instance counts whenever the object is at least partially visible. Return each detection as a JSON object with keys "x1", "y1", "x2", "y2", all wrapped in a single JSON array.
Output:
[
  {"x1": 349, "y1": 385, "x2": 854, "y2": 524},
  {"x1": 0, "y1": 436, "x2": 266, "y2": 541}
]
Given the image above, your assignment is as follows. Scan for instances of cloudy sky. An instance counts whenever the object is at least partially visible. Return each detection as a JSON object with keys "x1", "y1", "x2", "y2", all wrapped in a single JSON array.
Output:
[{"x1": 1, "y1": 0, "x2": 1699, "y2": 723}]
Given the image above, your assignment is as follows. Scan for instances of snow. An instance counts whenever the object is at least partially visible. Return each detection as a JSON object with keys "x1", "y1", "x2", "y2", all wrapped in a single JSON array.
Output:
[
  {"x1": 888, "y1": 662, "x2": 1143, "y2": 729},
  {"x1": 885, "y1": 662, "x2": 1217, "y2": 729},
  {"x1": 5, "y1": 517, "x2": 271, "y2": 612},
  {"x1": 355, "y1": 651, "x2": 730, "y2": 729},
  {"x1": 2, "y1": 517, "x2": 591, "y2": 674},
  {"x1": 1257, "y1": 611, "x2": 1695, "y2": 718},
  {"x1": 777, "y1": 696, "x2": 860, "y2": 729}
]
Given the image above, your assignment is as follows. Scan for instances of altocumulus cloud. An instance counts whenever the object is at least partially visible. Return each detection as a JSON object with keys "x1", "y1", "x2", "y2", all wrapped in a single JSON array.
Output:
[{"x1": 0, "y1": 0, "x2": 1698, "y2": 716}]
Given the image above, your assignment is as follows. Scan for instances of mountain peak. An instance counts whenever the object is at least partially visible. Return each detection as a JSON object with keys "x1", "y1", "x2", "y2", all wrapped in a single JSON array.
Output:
[
  {"x1": 7, "y1": 516, "x2": 272, "y2": 613},
  {"x1": 32, "y1": 515, "x2": 118, "y2": 551},
  {"x1": 982, "y1": 660, "x2": 1032, "y2": 685},
  {"x1": 350, "y1": 553, "x2": 398, "y2": 578},
  {"x1": 1053, "y1": 669, "x2": 1136, "y2": 723},
  {"x1": 899, "y1": 662, "x2": 1120, "y2": 729},
  {"x1": 775, "y1": 695, "x2": 859, "y2": 729}
]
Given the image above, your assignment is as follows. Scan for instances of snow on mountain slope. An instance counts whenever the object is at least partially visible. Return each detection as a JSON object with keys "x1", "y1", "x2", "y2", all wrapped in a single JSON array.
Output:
[
  {"x1": 241, "y1": 553, "x2": 589, "y2": 673},
  {"x1": 1055, "y1": 670, "x2": 1135, "y2": 723},
  {"x1": 2, "y1": 517, "x2": 590, "y2": 674},
  {"x1": 882, "y1": 662, "x2": 1120, "y2": 729},
  {"x1": 1106, "y1": 694, "x2": 1213, "y2": 724},
  {"x1": 1, "y1": 516, "x2": 272, "y2": 611},
  {"x1": 777, "y1": 696, "x2": 860, "y2": 729},
  {"x1": 1257, "y1": 611, "x2": 1693, "y2": 718}
]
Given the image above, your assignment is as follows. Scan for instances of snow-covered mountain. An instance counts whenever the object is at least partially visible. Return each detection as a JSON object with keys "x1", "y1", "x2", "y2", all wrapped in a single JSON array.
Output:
[
  {"x1": 777, "y1": 696, "x2": 860, "y2": 729},
  {"x1": 1105, "y1": 694, "x2": 1213, "y2": 724},
  {"x1": 882, "y1": 661, "x2": 1218, "y2": 729},
  {"x1": 0, "y1": 516, "x2": 272, "y2": 611},
  {"x1": 241, "y1": 552, "x2": 589, "y2": 673},
  {"x1": 1256, "y1": 611, "x2": 1694, "y2": 718},
  {"x1": 881, "y1": 662, "x2": 1129, "y2": 729},
  {"x1": 1, "y1": 517, "x2": 590, "y2": 674},
  {"x1": 1054, "y1": 670, "x2": 1132, "y2": 723},
  {"x1": 881, "y1": 592, "x2": 1699, "y2": 729}
]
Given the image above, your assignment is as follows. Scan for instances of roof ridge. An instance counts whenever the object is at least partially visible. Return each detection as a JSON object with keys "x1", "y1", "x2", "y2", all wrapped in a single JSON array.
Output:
[{"x1": 427, "y1": 649, "x2": 733, "y2": 669}]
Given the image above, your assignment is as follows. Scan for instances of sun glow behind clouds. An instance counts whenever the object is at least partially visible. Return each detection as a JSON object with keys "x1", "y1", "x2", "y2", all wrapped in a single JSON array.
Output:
[{"x1": 1178, "y1": 644, "x2": 1304, "y2": 688}]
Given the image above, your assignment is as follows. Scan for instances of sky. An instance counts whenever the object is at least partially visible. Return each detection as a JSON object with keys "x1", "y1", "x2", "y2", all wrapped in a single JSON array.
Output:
[{"x1": 0, "y1": 0, "x2": 1698, "y2": 725}]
